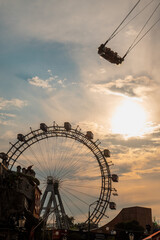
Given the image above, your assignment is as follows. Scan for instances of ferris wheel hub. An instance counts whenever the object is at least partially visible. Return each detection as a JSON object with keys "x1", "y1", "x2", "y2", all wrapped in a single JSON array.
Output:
[
  {"x1": 47, "y1": 176, "x2": 53, "y2": 184},
  {"x1": 47, "y1": 176, "x2": 59, "y2": 185}
]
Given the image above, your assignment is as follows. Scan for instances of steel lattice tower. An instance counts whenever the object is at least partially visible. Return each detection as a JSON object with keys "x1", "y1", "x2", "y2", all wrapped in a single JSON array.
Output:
[{"x1": 40, "y1": 176, "x2": 69, "y2": 229}]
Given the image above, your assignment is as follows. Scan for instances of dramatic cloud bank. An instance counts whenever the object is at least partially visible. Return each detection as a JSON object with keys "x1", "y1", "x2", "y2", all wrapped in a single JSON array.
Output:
[{"x1": 90, "y1": 75, "x2": 155, "y2": 98}]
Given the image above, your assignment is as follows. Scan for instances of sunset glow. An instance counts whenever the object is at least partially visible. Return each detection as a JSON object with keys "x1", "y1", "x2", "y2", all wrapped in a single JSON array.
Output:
[{"x1": 111, "y1": 99, "x2": 147, "y2": 138}]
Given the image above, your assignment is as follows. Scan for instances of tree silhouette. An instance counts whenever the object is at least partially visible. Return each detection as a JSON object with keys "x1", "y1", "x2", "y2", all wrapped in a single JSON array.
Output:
[{"x1": 115, "y1": 220, "x2": 144, "y2": 240}]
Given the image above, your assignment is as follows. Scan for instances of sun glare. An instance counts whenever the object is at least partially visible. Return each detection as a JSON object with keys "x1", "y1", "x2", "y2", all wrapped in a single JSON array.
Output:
[{"x1": 111, "y1": 99, "x2": 147, "y2": 138}]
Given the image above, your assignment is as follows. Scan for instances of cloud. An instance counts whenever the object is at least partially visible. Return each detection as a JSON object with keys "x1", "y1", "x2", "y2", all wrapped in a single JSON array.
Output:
[
  {"x1": 0, "y1": 97, "x2": 27, "y2": 110},
  {"x1": 103, "y1": 131, "x2": 160, "y2": 150},
  {"x1": 0, "y1": 130, "x2": 15, "y2": 140},
  {"x1": 90, "y1": 75, "x2": 155, "y2": 99},
  {"x1": 0, "y1": 113, "x2": 16, "y2": 118},
  {"x1": 126, "y1": 27, "x2": 138, "y2": 36},
  {"x1": 0, "y1": 0, "x2": 125, "y2": 44},
  {"x1": 28, "y1": 71, "x2": 67, "y2": 91},
  {"x1": 28, "y1": 76, "x2": 54, "y2": 91},
  {"x1": 0, "y1": 113, "x2": 16, "y2": 126}
]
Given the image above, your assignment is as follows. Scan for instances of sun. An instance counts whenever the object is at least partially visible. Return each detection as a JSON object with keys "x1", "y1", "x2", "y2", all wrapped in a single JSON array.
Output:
[{"x1": 111, "y1": 99, "x2": 147, "y2": 138}]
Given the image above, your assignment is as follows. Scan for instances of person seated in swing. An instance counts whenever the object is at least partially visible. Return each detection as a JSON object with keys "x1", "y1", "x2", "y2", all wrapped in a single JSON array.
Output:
[{"x1": 98, "y1": 44, "x2": 124, "y2": 65}]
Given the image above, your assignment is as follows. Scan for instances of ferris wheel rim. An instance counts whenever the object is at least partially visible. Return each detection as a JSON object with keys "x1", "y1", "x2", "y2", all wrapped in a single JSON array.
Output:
[{"x1": 6, "y1": 122, "x2": 112, "y2": 224}]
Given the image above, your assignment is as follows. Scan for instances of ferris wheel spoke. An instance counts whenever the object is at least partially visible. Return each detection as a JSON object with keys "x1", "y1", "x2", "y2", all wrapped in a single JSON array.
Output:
[
  {"x1": 25, "y1": 142, "x2": 50, "y2": 176},
  {"x1": 15, "y1": 159, "x2": 46, "y2": 180},
  {"x1": 66, "y1": 150, "x2": 96, "y2": 177},
  {"x1": 62, "y1": 182, "x2": 100, "y2": 190},
  {"x1": 63, "y1": 186, "x2": 99, "y2": 200},
  {"x1": 59, "y1": 157, "x2": 97, "y2": 182},
  {"x1": 58, "y1": 136, "x2": 69, "y2": 163},
  {"x1": 55, "y1": 136, "x2": 66, "y2": 165},
  {"x1": 62, "y1": 188, "x2": 89, "y2": 207},
  {"x1": 48, "y1": 138, "x2": 55, "y2": 176},
  {"x1": 70, "y1": 141, "x2": 94, "y2": 161},
  {"x1": 36, "y1": 136, "x2": 51, "y2": 175},
  {"x1": 61, "y1": 195, "x2": 74, "y2": 217},
  {"x1": 60, "y1": 138, "x2": 96, "y2": 179},
  {"x1": 49, "y1": 137, "x2": 55, "y2": 174},
  {"x1": 14, "y1": 148, "x2": 46, "y2": 179},
  {"x1": 55, "y1": 138, "x2": 80, "y2": 178},
  {"x1": 46, "y1": 137, "x2": 62, "y2": 177},
  {"x1": 52, "y1": 136, "x2": 62, "y2": 177},
  {"x1": 57, "y1": 147, "x2": 95, "y2": 180},
  {"x1": 53, "y1": 156, "x2": 71, "y2": 179},
  {"x1": 58, "y1": 165, "x2": 81, "y2": 181},
  {"x1": 43, "y1": 137, "x2": 52, "y2": 176},
  {"x1": 53, "y1": 156, "x2": 80, "y2": 180},
  {"x1": 57, "y1": 159, "x2": 80, "y2": 180},
  {"x1": 37, "y1": 140, "x2": 51, "y2": 176},
  {"x1": 61, "y1": 189, "x2": 88, "y2": 220},
  {"x1": 30, "y1": 137, "x2": 46, "y2": 165},
  {"x1": 59, "y1": 139, "x2": 82, "y2": 165},
  {"x1": 59, "y1": 136, "x2": 77, "y2": 163},
  {"x1": 63, "y1": 142, "x2": 89, "y2": 169}
]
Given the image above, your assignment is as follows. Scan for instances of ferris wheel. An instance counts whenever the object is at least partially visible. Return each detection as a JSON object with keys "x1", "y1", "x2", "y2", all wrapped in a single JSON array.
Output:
[{"x1": 0, "y1": 121, "x2": 118, "y2": 229}]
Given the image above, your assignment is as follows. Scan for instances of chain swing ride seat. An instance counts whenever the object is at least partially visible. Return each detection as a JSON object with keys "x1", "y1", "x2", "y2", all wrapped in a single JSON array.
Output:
[
  {"x1": 98, "y1": 44, "x2": 124, "y2": 65},
  {"x1": 98, "y1": 0, "x2": 160, "y2": 65}
]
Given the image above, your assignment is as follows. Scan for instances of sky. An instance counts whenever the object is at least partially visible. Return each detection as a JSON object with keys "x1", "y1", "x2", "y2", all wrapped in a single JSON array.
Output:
[{"x1": 0, "y1": 0, "x2": 160, "y2": 226}]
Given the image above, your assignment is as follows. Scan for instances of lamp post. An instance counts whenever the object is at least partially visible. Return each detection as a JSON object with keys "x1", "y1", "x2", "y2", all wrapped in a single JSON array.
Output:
[
  {"x1": 88, "y1": 200, "x2": 98, "y2": 240},
  {"x1": 18, "y1": 215, "x2": 26, "y2": 240},
  {"x1": 18, "y1": 216, "x2": 26, "y2": 228},
  {"x1": 111, "y1": 230, "x2": 116, "y2": 235},
  {"x1": 129, "y1": 233, "x2": 134, "y2": 240}
]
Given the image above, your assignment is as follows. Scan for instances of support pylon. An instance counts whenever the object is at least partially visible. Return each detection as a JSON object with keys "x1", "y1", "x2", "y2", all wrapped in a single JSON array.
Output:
[{"x1": 40, "y1": 176, "x2": 69, "y2": 229}]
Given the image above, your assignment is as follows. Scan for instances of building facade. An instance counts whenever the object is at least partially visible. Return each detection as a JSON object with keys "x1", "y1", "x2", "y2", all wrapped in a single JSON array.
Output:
[{"x1": 0, "y1": 162, "x2": 41, "y2": 240}]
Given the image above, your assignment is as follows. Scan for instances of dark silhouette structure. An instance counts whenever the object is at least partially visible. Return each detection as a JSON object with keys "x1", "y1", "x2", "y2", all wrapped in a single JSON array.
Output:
[
  {"x1": 98, "y1": 44, "x2": 124, "y2": 65},
  {"x1": 96, "y1": 206, "x2": 152, "y2": 233},
  {"x1": 0, "y1": 162, "x2": 41, "y2": 240}
]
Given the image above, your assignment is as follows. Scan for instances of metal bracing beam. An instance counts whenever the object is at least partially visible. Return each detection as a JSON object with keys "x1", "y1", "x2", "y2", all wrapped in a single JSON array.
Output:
[
  {"x1": 40, "y1": 189, "x2": 48, "y2": 212},
  {"x1": 43, "y1": 193, "x2": 53, "y2": 220},
  {"x1": 57, "y1": 190, "x2": 70, "y2": 229},
  {"x1": 40, "y1": 177, "x2": 69, "y2": 229},
  {"x1": 52, "y1": 186, "x2": 62, "y2": 229}
]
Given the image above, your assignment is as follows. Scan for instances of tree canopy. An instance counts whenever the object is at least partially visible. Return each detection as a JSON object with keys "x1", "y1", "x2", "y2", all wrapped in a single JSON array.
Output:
[{"x1": 115, "y1": 220, "x2": 144, "y2": 240}]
